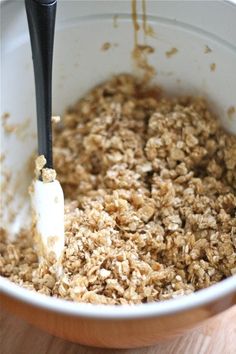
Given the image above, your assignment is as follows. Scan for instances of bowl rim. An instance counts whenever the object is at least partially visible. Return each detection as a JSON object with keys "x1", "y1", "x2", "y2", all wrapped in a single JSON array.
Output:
[
  {"x1": 1, "y1": 275, "x2": 235, "y2": 319},
  {"x1": 1, "y1": 0, "x2": 236, "y2": 320}
]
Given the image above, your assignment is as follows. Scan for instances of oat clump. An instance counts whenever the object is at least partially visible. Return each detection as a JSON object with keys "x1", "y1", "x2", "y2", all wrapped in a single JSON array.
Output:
[
  {"x1": 34, "y1": 155, "x2": 56, "y2": 183},
  {"x1": 1, "y1": 74, "x2": 236, "y2": 304}
]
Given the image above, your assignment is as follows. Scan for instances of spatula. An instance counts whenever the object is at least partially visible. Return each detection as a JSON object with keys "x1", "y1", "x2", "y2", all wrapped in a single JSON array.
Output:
[{"x1": 25, "y1": 0, "x2": 64, "y2": 269}]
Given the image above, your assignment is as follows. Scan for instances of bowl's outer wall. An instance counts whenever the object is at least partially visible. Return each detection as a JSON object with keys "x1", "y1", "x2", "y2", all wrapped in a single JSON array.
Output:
[{"x1": 1, "y1": 291, "x2": 235, "y2": 348}]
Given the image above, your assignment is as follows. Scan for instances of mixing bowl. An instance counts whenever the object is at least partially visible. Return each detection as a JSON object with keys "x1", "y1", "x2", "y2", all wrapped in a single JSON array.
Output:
[{"x1": 1, "y1": 0, "x2": 236, "y2": 348}]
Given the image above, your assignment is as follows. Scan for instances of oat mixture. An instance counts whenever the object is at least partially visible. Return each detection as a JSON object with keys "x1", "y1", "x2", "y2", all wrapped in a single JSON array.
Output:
[{"x1": 1, "y1": 74, "x2": 236, "y2": 304}]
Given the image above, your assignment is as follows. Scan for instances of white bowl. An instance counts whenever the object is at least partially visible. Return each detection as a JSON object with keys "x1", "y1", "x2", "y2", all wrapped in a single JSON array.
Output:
[{"x1": 1, "y1": 0, "x2": 236, "y2": 348}]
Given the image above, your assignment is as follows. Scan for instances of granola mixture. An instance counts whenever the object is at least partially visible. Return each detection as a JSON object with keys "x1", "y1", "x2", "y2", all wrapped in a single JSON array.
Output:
[{"x1": 1, "y1": 74, "x2": 236, "y2": 304}]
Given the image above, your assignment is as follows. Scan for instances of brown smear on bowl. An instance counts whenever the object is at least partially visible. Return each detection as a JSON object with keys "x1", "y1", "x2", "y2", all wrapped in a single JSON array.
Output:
[
  {"x1": 227, "y1": 106, "x2": 236, "y2": 120},
  {"x1": 165, "y1": 47, "x2": 178, "y2": 58},
  {"x1": 210, "y1": 63, "x2": 216, "y2": 72},
  {"x1": 101, "y1": 42, "x2": 112, "y2": 51},
  {"x1": 204, "y1": 45, "x2": 212, "y2": 54},
  {"x1": 131, "y1": 0, "x2": 156, "y2": 82},
  {"x1": 141, "y1": 0, "x2": 156, "y2": 38},
  {"x1": 141, "y1": 0, "x2": 148, "y2": 38},
  {"x1": 1, "y1": 115, "x2": 31, "y2": 141},
  {"x1": 113, "y1": 14, "x2": 119, "y2": 28},
  {"x1": 101, "y1": 42, "x2": 118, "y2": 51},
  {"x1": 131, "y1": 0, "x2": 139, "y2": 46}
]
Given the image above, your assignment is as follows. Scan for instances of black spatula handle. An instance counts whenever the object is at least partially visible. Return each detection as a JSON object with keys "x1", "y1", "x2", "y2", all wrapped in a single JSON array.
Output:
[{"x1": 25, "y1": 0, "x2": 57, "y2": 168}]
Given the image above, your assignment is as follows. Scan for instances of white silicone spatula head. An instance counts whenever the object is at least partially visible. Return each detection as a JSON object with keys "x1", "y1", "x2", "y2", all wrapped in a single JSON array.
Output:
[{"x1": 30, "y1": 177, "x2": 64, "y2": 264}]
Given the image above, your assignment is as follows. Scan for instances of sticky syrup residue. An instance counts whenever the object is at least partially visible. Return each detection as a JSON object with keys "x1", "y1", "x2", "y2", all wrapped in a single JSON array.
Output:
[
  {"x1": 101, "y1": 42, "x2": 118, "y2": 51},
  {"x1": 165, "y1": 47, "x2": 178, "y2": 58},
  {"x1": 101, "y1": 42, "x2": 112, "y2": 51},
  {"x1": 131, "y1": 0, "x2": 156, "y2": 82},
  {"x1": 227, "y1": 106, "x2": 236, "y2": 119},
  {"x1": 113, "y1": 14, "x2": 119, "y2": 28},
  {"x1": 132, "y1": 0, "x2": 140, "y2": 48},
  {"x1": 141, "y1": 0, "x2": 156, "y2": 38},
  {"x1": 210, "y1": 63, "x2": 216, "y2": 72},
  {"x1": 204, "y1": 45, "x2": 212, "y2": 54},
  {"x1": 2, "y1": 114, "x2": 31, "y2": 141},
  {"x1": 142, "y1": 0, "x2": 147, "y2": 40}
]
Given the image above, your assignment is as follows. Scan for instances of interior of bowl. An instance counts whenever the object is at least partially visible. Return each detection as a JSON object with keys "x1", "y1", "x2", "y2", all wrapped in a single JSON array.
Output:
[{"x1": 1, "y1": 0, "x2": 236, "y2": 312}]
